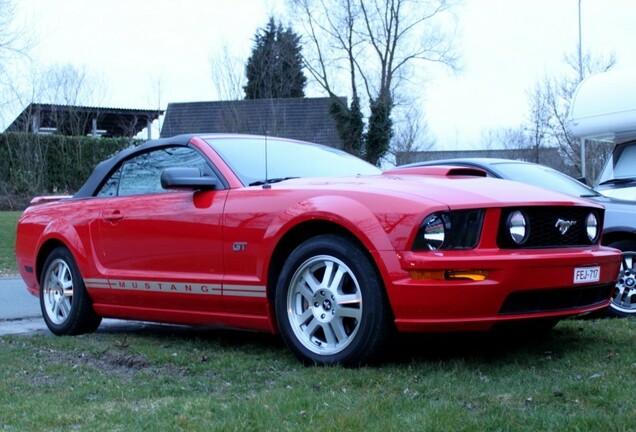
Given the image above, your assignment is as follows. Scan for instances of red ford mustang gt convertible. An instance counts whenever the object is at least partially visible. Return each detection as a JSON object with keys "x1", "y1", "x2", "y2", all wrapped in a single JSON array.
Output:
[{"x1": 15, "y1": 134, "x2": 621, "y2": 365}]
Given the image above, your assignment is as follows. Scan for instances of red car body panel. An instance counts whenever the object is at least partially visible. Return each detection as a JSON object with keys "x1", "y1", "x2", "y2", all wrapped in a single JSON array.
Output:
[{"x1": 15, "y1": 135, "x2": 622, "y2": 337}]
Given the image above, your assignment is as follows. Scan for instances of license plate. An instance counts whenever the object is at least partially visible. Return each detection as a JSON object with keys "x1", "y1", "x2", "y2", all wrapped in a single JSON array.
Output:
[{"x1": 573, "y1": 266, "x2": 600, "y2": 284}]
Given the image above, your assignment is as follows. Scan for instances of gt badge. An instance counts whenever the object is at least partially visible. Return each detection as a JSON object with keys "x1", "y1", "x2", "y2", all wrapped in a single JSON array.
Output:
[{"x1": 232, "y1": 242, "x2": 248, "y2": 252}]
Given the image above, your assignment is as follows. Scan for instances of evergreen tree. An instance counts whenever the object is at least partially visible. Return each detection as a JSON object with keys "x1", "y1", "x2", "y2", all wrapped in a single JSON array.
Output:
[
  {"x1": 244, "y1": 17, "x2": 306, "y2": 99},
  {"x1": 330, "y1": 96, "x2": 364, "y2": 157}
]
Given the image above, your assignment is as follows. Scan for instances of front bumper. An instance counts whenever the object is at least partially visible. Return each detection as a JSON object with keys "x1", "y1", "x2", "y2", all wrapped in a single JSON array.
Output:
[{"x1": 381, "y1": 246, "x2": 621, "y2": 332}]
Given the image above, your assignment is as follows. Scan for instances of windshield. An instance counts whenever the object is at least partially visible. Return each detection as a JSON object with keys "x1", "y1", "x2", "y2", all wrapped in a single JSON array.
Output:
[
  {"x1": 494, "y1": 162, "x2": 599, "y2": 197},
  {"x1": 597, "y1": 141, "x2": 636, "y2": 185},
  {"x1": 205, "y1": 137, "x2": 381, "y2": 186}
]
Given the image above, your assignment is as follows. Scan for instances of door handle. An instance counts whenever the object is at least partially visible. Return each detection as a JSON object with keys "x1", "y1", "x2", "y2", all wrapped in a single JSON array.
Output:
[{"x1": 103, "y1": 210, "x2": 124, "y2": 222}]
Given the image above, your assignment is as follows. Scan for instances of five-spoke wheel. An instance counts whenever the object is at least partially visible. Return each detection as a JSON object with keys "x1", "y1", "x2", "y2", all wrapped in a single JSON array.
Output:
[
  {"x1": 41, "y1": 257, "x2": 75, "y2": 326},
  {"x1": 40, "y1": 247, "x2": 101, "y2": 335},
  {"x1": 275, "y1": 235, "x2": 391, "y2": 366},
  {"x1": 286, "y1": 255, "x2": 363, "y2": 356}
]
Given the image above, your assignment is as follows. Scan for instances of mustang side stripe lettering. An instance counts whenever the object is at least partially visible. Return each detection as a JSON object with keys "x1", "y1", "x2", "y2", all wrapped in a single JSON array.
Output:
[{"x1": 83, "y1": 278, "x2": 266, "y2": 298}]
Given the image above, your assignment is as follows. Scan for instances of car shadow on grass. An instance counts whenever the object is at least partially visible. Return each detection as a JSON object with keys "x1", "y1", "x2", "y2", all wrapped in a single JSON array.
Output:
[
  {"x1": 383, "y1": 319, "x2": 603, "y2": 367},
  {"x1": 90, "y1": 318, "x2": 603, "y2": 368}
]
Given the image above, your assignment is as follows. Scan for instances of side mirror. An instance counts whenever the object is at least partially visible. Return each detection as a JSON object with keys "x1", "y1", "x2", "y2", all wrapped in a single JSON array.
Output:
[{"x1": 160, "y1": 167, "x2": 218, "y2": 191}]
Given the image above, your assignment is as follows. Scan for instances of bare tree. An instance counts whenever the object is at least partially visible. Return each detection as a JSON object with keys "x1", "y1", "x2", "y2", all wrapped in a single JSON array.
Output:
[
  {"x1": 0, "y1": 0, "x2": 31, "y2": 77},
  {"x1": 0, "y1": 0, "x2": 34, "y2": 126},
  {"x1": 524, "y1": 80, "x2": 552, "y2": 163},
  {"x1": 289, "y1": 0, "x2": 459, "y2": 165},
  {"x1": 210, "y1": 43, "x2": 248, "y2": 101},
  {"x1": 36, "y1": 63, "x2": 105, "y2": 106},
  {"x1": 389, "y1": 105, "x2": 436, "y2": 165},
  {"x1": 483, "y1": 126, "x2": 529, "y2": 151},
  {"x1": 526, "y1": 50, "x2": 616, "y2": 180},
  {"x1": 144, "y1": 74, "x2": 165, "y2": 139},
  {"x1": 208, "y1": 43, "x2": 251, "y2": 133}
]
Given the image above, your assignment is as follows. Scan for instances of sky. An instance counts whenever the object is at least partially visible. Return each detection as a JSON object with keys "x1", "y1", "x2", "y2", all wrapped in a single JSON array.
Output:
[{"x1": 6, "y1": 0, "x2": 636, "y2": 149}]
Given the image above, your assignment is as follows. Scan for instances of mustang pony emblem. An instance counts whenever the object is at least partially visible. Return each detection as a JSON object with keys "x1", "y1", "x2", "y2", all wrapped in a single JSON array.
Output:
[{"x1": 555, "y1": 218, "x2": 577, "y2": 235}]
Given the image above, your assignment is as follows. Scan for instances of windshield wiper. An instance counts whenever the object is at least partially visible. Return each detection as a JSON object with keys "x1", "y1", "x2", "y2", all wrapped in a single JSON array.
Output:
[
  {"x1": 249, "y1": 177, "x2": 299, "y2": 186},
  {"x1": 598, "y1": 177, "x2": 636, "y2": 186}
]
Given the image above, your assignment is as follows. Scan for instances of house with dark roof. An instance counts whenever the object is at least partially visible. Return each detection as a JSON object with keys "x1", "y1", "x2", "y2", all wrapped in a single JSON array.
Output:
[
  {"x1": 160, "y1": 97, "x2": 345, "y2": 148},
  {"x1": 5, "y1": 103, "x2": 163, "y2": 139}
]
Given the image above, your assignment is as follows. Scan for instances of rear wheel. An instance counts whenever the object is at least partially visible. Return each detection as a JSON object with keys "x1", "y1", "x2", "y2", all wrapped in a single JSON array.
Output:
[
  {"x1": 40, "y1": 247, "x2": 102, "y2": 335},
  {"x1": 275, "y1": 235, "x2": 392, "y2": 366},
  {"x1": 606, "y1": 241, "x2": 636, "y2": 318}
]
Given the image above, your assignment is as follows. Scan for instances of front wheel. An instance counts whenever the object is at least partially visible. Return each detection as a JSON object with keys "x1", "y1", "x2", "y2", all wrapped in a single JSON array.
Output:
[
  {"x1": 275, "y1": 235, "x2": 392, "y2": 366},
  {"x1": 40, "y1": 246, "x2": 102, "y2": 335}
]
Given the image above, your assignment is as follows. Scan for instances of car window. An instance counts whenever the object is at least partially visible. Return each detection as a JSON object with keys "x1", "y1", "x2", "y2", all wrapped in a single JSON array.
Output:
[
  {"x1": 598, "y1": 141, "x2": 636, "y2": 185},
  {"x1": 205, "y1": 137, "x2": 381, "y2": 186},
  {"x1": 493, "y1": 162, "x2": 599, "y2": 197},
  {"x1": 96, "y1": 146, "x2": 214, "y2": 197}
]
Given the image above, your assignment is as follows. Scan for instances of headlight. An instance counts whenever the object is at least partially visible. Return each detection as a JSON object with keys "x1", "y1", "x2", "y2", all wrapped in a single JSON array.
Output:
[
  {"x1": 585, "y1": 212, "x2": 599, "y2": 242},
  {"x1": 507, "y1": 210, "x2": 528, "y2": 245},
  {"x1": 413, "y1": 210, "x2": 483, "y2": 251},
  {"x1": 419, "y1": 213, "x2": 448, "y2": 250}
]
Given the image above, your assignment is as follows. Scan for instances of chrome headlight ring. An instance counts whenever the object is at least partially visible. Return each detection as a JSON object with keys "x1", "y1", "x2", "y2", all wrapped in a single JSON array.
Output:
[
  {"x1": 507, "y1": 210, "x2": 528, "y2": 245},
  {"x1": 585, "y1": 212, "x2": 599, "y2": 243},
  {"x1": 420, "y1": 213, "x2": 449, "y2": 250}
]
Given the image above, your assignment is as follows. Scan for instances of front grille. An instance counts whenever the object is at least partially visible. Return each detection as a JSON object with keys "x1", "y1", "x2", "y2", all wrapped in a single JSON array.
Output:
[
  {"x1": 498, "y1": 206, "x2": 602, "y2": 249},
  {"x1": 499, "y1": 283, "x2": 613, "y2": 315}
]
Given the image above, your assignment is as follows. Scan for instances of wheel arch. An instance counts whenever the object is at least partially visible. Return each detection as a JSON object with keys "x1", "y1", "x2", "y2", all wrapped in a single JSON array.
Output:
[
  {"x1": 35, "y1": 222, "x2": 91, "y2": 285},
  {"x1": 266, "y1": 220, "x2": 395, "y2": 319},
  {"x1": 602, "y1": 230, "x2": 636, "y2": 250},
  {"x1": 35, "y1": 239, "x2": 70, "y2": 283}
]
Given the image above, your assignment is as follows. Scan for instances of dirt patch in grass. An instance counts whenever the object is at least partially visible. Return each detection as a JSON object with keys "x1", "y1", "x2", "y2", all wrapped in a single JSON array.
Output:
[{"x1": 34, "y1": 341, "x2": 186, "y2": 383}]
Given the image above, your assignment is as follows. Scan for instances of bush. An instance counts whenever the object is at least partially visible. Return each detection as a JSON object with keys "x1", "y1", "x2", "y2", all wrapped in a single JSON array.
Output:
[{"x1": 0, "y1": 133, "x2": 141, "y2": 210}]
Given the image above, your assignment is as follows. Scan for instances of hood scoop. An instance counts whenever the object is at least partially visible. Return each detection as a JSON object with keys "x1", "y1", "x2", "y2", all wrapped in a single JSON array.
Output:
[{"x1": 383, "y1": 165, "x2": 488, "y2": 178}]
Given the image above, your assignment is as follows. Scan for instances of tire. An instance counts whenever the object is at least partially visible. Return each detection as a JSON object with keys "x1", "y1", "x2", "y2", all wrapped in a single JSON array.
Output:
[
  {"x1": 606, "y1": 241, "x2": 636, "y2": 318},
  {"x1": 40, "y1": 246, "x2": 102, "y2": 335},
  {"x1": 275, "y1": 234, "x2": 392, "y2": 366}
]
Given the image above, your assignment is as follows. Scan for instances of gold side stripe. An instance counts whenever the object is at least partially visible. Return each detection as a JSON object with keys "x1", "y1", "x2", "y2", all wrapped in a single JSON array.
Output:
[
  {"x1": 85, "y1": 283, "x2": 111, "y2": 288},
  {"x1": 223, "y1": 284, "x2": 266, "y2": 292},
  {"x1": 224, "y1": 290, "x2": 267, "y2": 298},
  {"x1": 84, "y1": 278, "x2": 265, "y2": 298},
  {"x1": 84, "y1": 278, "x2": 110, "y2": 288}
]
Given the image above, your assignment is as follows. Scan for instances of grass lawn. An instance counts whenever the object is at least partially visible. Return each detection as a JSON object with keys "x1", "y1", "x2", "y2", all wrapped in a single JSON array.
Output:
[
  {"x1": 0, "y1": 211, "x2": 21, "y2": 276},
  {"x1": 1, "y1": 209, "x2": 634, "y2": 429},
  {"x1": 1, "y1": 318, "x2": 635, "y2": 431}
]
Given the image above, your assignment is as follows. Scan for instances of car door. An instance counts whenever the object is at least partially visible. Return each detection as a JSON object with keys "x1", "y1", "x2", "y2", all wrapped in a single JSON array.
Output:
[{"x1": 93, "y1": 145, "x2": 227, "y2": 313}]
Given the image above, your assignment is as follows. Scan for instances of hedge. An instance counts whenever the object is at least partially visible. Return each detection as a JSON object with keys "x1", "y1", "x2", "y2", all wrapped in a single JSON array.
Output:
[{"x1": 0, "y1": 133, "x2": 142, "y2": 210}]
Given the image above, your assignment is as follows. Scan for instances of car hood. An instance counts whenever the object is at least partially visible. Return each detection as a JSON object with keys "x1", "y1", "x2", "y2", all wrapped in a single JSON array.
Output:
[
  {"x1": 591, "y1": 194, "x2": 636, "y2": 231},
  {"x1": 277, "y1": 172, "x2": 597, "y2": 210},
  {"x1": 596, "y1": 184, "x2": 636, "y2": 201}
]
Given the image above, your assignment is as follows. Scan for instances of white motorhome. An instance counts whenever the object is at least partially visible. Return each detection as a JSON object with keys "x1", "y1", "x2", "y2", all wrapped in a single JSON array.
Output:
[
  {"x1": 569, "y1": 69, "x2": 636, "y2": 318},
  {"x1": 568, "y1": 68, "x2": 636, "y2": 201}
]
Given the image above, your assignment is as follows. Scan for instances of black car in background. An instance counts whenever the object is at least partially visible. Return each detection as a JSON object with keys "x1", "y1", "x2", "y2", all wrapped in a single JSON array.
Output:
[{"x1": 401, "y1": 158, "x2": 636, "y2": 318}]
